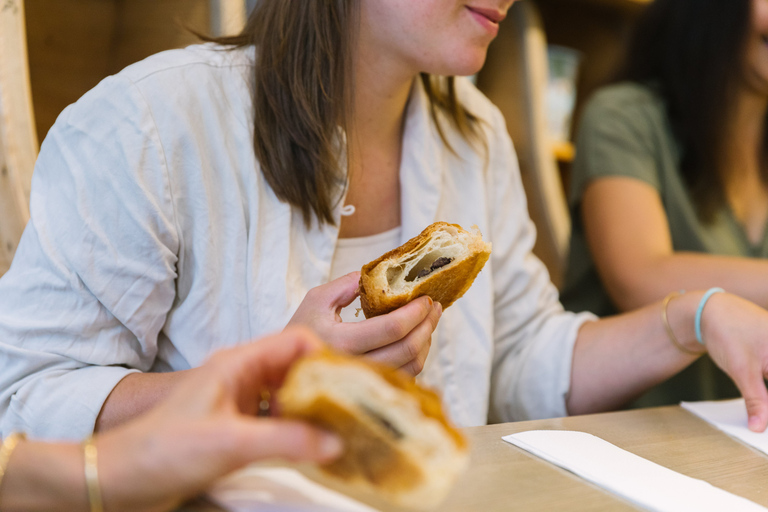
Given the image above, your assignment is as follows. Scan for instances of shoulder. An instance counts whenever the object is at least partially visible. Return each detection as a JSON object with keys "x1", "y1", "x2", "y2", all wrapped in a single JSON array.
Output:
[
  {"x1": 52, "y1": 43, "x2": 254, "y2": 144},
  {"x1": 65, "y1": 44, "x2": 253, "y2": 119},
  {"x1": 119, "y1": 43, "x2": 254, "y2": 84},
  {"x1": 582, "y1": 82, "x2": 666, "y2": 126}
]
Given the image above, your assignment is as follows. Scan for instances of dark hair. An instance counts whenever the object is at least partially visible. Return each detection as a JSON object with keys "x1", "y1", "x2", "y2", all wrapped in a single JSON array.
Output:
[
  {"x1": 615, "y1": 0, "x2": 760, "y2": 221},
  {"x1": 205, "y1": 1, "x2": 483, "y2": 226}
]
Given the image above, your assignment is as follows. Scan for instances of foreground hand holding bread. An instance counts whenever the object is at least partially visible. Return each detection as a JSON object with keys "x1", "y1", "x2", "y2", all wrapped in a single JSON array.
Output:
[
  {"x1": 0, "y1": 328, "x2": 467, "y2": 512},
  {"x1": 0, "y1": 329, "x2": 343, "y2": 512}
]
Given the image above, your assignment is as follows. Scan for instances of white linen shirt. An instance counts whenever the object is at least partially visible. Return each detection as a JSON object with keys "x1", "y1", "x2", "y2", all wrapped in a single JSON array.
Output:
[{"x1": 0, "y1": 44, "x2": 594, "y2": 440}]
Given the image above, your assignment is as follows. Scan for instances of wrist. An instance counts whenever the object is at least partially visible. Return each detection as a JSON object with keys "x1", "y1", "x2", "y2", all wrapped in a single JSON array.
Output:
[
  {"x1": 666, "y1": 291, "x2": 711, "y2": 354},
  {"x1": 694, "y1": 287, "x2": 725, "y2": 346},
  {"x1": 98, "y1": 418, "x2": 184, "y2": 512},
  {"x1": 0, "y1": 441, "x2": 87, "y2": 512}
]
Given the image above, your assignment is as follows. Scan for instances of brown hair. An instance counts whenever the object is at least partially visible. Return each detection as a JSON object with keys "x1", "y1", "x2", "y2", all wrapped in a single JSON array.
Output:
[
  {"x1": 204, "y1": 0, "x2": 484, "y2": 226},
  {"x1": 613, "y1": 0, "x2": 758, "y2": 222}
]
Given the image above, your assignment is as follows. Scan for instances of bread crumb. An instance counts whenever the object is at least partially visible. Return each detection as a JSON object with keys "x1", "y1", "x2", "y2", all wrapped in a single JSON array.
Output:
[{"x1": 355, "y1": 308, "x2": 362, "y2": 318}]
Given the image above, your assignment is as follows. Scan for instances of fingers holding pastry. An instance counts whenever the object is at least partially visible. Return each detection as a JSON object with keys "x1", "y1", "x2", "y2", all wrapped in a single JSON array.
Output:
[
  {"x1": 288, "y1": 272, "x2": 362, "y2": 326},
  {"x1": 364, "y1": 300, "x2": 442, "y2": 376},
  {"x1": 336, "y1": 295, "x2": 441, "y2": 355}
]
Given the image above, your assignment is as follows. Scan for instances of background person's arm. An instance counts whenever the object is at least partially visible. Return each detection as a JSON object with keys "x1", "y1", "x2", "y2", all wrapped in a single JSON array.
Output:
[{"x1": 581, "y1": 177, "x2": 768, "y2": 311}]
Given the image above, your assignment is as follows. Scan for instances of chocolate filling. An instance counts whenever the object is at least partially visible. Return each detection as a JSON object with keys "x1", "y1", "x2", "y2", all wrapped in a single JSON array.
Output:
[
  {"x1": 360, "y1": 404, "x2": 404, "y2": 440},
  {"x1": 416, "y1": 256, "x2": 454, "y2": 279}
]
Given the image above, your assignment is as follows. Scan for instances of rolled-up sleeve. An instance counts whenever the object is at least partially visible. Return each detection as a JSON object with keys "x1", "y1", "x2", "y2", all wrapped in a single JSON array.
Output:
[
  {"x1": 0, "y1": 75, "x2": 179, "y2": 441},
  {"x1": 486, "y1": 111, "x2": 596, "y2": 423}
]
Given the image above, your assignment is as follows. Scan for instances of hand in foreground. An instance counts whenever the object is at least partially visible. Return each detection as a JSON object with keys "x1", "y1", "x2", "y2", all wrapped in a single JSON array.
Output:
[
  {"x1": 286, "y1": 272, "x2": 443, "y2": 376},
  {"x1": 700, "y1": 293, "x2": 768, "y2": 432},
  {"x1": 95, "y1": 328, "x2": 344, "y2": 512}
]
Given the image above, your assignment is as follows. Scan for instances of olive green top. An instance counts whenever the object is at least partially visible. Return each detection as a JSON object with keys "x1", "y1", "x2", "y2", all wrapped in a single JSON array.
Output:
[{"x1": 560, "y1": 82, "x2": 767, "y2": 406}]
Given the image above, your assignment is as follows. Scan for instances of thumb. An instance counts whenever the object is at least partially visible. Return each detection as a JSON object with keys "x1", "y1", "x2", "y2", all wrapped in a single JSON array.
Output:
[
  {"x1": 230, "y1": 418, "x2": 344, "y2": 464},
  {"x1": 322, "y1": 272, "x2": 362, "y2": 310}
]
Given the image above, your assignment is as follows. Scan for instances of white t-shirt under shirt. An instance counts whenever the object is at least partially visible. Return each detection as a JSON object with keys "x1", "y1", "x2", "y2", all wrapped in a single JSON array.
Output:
[{"x1": 329, "y1": 226, "x2": 402, "y2": 323}]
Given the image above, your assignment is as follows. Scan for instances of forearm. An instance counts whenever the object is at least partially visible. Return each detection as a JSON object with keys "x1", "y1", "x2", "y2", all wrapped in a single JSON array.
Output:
[
  {"x1": 607, "y1": 252, "x2": 768, "y2": 312},
  {"x1": 96, "y1": 370, "x2": 192, "y2": 432},
  {"x1": 567, "y1": 291, "x2": 705, "y2": 415},
  {"x1": 0, "y1": 442, "x2": 87, "y2": 512}
]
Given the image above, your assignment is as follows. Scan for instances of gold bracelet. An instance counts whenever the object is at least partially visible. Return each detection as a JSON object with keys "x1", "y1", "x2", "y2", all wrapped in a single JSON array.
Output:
[
  {"x1": 0, "y1": 432, "x2": 26, "y2": 492},
  {"x1": 662, "y1": 291, "x2": 706, "y2": 357},
  {"x1": 83, "y1": 435, "x2": 104, "y2": 512}
]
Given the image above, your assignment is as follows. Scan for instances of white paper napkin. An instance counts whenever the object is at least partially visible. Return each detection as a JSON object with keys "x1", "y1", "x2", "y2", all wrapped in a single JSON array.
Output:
[
  {"x1": 502, "y1": 430, "x2": 766, "y2": 512},
  {"x1": 681, "y1": 398, "x2": 768, "y2": 456},
  {"x1": 207, "y1": 466, "x2": 379, "y2": 512}
]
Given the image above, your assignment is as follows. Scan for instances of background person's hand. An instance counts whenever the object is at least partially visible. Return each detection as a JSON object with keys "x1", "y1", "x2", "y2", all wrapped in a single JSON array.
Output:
[
  {"x1": 698, "y1": 293, "x2": 768, "y2": 432},
  {"x1": 94, "y1": 328, "x2": 344, "y2": 512},
  {"x1": 286, "y1": 272, "x2": 443, "y2": 376}
]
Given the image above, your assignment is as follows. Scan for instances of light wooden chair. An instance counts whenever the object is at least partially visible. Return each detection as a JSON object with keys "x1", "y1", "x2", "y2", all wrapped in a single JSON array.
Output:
[
  {"x1": 0, "y1": 0, "x2": 39, "y2": 276},
  {"x1": 477, "y1": 0, "x2": 571, "y2": 289},
  {"x1": 209, "y1": 0, "x2": 248, "y2": 36}
]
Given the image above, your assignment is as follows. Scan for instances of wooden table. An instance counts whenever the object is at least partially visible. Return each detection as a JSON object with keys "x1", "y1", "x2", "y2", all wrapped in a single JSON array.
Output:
[{"x1": 185, "y1": 405, "x2": 768, "y2": 511}]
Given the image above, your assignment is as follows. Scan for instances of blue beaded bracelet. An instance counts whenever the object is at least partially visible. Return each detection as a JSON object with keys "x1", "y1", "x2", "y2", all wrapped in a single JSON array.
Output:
[{"x1": 694, "y1": 287, "x2": 725, "y2": 346}]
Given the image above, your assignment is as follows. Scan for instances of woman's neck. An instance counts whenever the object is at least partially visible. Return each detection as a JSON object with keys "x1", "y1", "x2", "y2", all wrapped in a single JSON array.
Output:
[
  {"x1": 348, "y1": 50, "x2": 415, "y2": 155},
  {"x1": 338, "y1": 51, "x2": 416, "y2": 238}
]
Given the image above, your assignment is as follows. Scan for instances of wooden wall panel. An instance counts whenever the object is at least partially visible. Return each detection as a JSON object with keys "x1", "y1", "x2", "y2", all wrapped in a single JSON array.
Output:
[{"x1": 25, "y1": 0, "x2": 210, "y2": 143}]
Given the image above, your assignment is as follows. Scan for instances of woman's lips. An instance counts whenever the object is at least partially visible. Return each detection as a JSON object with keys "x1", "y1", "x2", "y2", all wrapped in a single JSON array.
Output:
[{"x1": 466, "y1": 6, "x2": 506, "y2": 35}]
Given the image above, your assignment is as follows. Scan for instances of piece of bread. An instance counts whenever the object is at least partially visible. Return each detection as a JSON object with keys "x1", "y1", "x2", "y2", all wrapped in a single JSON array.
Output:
[
  {"x1": 278, "y1": 350, "x2": 469, "y2": 510},
  {"x1": 359, "y1": 222, "x2": 492, "y2": 318}
]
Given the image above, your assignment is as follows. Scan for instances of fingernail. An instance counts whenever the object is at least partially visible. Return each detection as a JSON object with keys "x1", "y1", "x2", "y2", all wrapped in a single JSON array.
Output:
[
  {"x1": 748, "y1": 416, "x2": 762, "y2": 432},
  {"x1": 319, "y1": 433, "x2": 344, "y2": 459},
  {"x1": 434, "y1": 302, "x2": 443, "y2": 316},
  {"x1": 426, "y1": 296, "x2": 433, "y2": 307}
]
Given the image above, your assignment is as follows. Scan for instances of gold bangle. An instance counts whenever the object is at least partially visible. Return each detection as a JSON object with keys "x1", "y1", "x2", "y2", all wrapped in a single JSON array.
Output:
[
  {"x1": 0, "y1": 432, "x2": 26, "y2": 492},
  {"x1": 662, "y1": 292, "x2": 706, "y2": 357},
  {"x1": 83, "y1": 435, "x2": 104, "y2": 512}
]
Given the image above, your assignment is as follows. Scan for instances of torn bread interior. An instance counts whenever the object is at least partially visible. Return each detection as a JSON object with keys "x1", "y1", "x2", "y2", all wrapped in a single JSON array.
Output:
[
  {"x1": 278, "y1": 350, "x2": 469, "y2": 510},
  {"x1": 359, "y1": 222, "x2": 492, "y2": 318}
]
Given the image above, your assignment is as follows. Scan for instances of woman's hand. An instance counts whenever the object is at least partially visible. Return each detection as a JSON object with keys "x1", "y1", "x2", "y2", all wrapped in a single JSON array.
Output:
[
  {"x1": 95, "y1": 328, "x2": 344, "y2": 512},
  {"x1": 286, "y1": 272, "x2": 443, "y2": 376},
  {"x1": 698, "y1": 293, "x2": 768, "y2": 432}
]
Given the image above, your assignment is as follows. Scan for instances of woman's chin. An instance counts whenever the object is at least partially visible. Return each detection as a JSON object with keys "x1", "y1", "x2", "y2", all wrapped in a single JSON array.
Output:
[{"x1": 427, "y1": 51, "x2": 488, "y2": 78}]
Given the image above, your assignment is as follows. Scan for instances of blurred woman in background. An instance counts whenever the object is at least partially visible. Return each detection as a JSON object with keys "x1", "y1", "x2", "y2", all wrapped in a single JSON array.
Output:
[{"x1": 562, "y1": 0, "x2": 768, "y2": 406}]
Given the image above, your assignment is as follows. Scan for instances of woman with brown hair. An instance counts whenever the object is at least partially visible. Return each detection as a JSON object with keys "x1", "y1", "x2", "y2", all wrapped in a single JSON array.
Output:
[
  {"x1": 3, "y1": 0, "x2": 768, "y2": 445},
  {"x1": 562, "y1": 0, "x2": 768, "y2": 407}
]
